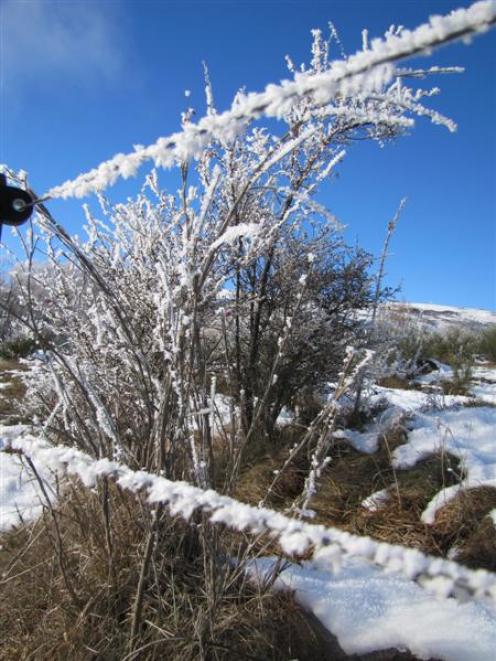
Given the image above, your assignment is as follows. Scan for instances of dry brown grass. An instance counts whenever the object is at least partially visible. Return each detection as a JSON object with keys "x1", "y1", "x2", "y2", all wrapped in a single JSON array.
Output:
[
  {"x1": 0, "y1": 358, "x2": 26, "y2": 371},
  {"x1": 456, "y1": 516, "x2": 496, "y2": 572},
  {"x1": 377, "y1": 375, "x2": 417, "y2": 391},
  {"x1": 428, "y1": 486, "x2": 496, "y2": 571},
  {"x1": 0, "y1": 479, "x2": 340, "y2": 661},
  {"x1": 235, "y1": 424, "x2": 465, "y2": 559},
  {"x1": 233, "y1": 426, "x2": 310, "y2": 508},
  {"x1": 1, "y1": 360, "x2": 492, "y2": 660},
  {"x1": 0, "y1": 474, "x2": 444, "y2": 661},
  {"x1": 0, "y1": 359, "x2": 28, "y2": 424},
  {"x1": 234, "y1": 419, "x2": 496, "y2": 578},
  {"x1": 309, "y1": 435, "x2": 463, "y2": 557}
]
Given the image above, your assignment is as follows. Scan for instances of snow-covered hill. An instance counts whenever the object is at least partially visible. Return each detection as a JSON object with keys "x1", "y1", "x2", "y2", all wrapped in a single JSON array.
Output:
[{"x1": 383, "y1": 302, "x2": 496, "y2": 333}]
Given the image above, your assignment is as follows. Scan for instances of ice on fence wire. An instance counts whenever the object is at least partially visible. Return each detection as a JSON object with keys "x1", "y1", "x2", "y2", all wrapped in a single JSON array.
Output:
[
  {"x1": 2, "y1": 427, "x2": 496, "y2": 604},
  {"x1": 46, "y1": 1, "x2": 496, "y2": 200}
]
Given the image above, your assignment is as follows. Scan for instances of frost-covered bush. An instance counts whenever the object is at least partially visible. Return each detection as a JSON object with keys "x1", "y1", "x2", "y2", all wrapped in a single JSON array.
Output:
[
  {"x1": 215, "y1": 220, "x2": 378, "y2": 435},
  {"x1": 3, "y1": 20, "x2": 479, "y2": 494},
  {"x1": 2, "y1": 7, "x2": 496, "y2": 656}
]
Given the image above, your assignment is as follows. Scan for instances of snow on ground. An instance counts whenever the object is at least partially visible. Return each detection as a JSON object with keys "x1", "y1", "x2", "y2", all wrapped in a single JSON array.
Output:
[
  {"x1": 334, "y1": 426, "x2": 384, "y2": 454},
  {"x1": 2, "y1": 340, "x2": 496, "y2": 659},
  {"x1": 413, "y1": 361, "x2": 454, "y2": 387},
  {"x1": 0, "y1": 425, "x2": 54, "y2": 531},
  {"x1": 190, "y1": 393, "x2": 235, "y2": 434},
  {"x1": 248, "y1": 556, "x2": 496, "y2": 661},
  {"x1": 338, "y1": 386, "x2": 472, "y2": 455},
  {"x1": 473, "y1": 367, "x2": 496, "y2": 383},
  {"x1": 361, "y1": 488, "x2": 391, "y2": 512},
  {"x1": 370, "y1": 384, "x2": 472, "y2": 411},
  {"x1": 470, "y1": 382, "x2": 496, "y2": 406},
  {"x1": 412, "y1": 362, "x2": 496, "y2": 405},
  {"x1": 470, "y1": 367, "x2": 496, "y2": 405},
  {"x1": 392, "y1": 407, "x2": 496, "y2": 524}
]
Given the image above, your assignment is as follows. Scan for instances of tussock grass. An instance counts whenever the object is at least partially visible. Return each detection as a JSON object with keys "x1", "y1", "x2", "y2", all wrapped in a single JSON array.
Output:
[
  {"x1": 236, "y1": 420, "x2": 496, "y2": 576},
  {"x1": 0, "y1": 359, "x2": 28, "y2": 424},
  {"x1": 233, "y1": 426, "x2": 310, "y2": 507},
  {"x1": 235, "y1": 424, "x2": 465, "y2": 559},
  {"x1": 377, "y1": 375, "x2": 418, "y2": 391},
  {"x1": 310, "y1": 437, "x2": 462, "y2": 556},
  {"x1": 2, "y1": 359, "x2": 495, "y2": 659},
  {"x1": 429, "y1": 487, "x2": 496, "y2": 571},
  {"x1": 478, "y1": 326, "x2": 496, "y2": 363},
  {"x1": 0, "y1": 480, "x2": 336, "y2": 661}
]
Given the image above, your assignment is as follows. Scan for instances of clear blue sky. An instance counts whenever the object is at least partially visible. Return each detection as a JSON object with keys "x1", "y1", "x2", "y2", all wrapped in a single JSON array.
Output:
[{"x1": 1, "y1": 0, "x2": 495, "y2": 310}]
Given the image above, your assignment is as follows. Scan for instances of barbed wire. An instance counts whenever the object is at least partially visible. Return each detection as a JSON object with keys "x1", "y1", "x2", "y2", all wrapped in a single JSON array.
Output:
[
  {"x1": 38, "y1": 1, "x2": 496, "y2": 201},
  {"x1": 2, "y1": 432, "x2": 496, "y2": 604}
]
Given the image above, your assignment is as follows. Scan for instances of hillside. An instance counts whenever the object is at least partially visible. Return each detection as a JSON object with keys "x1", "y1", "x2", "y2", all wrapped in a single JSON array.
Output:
[{"x1": 385, "y1": 302, "x2": 496, "y2": 333}]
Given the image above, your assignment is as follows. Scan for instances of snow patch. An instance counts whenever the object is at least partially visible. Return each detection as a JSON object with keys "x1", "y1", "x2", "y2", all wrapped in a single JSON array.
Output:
[
  {"x1": 336, "y1": 404, "x2": 406, "y2": 454},
  {"x1": 392, "y1": 407, "x2": 496, "y2": 523},
  {"x1": 248, "y1": 556, "x2": 496, "y2": 661},
  {"x1": 370, "y1": 385, "x2": 471, "y2": 412},
  {"x1": 0, "y1": 425, "x2": 54, "y2": 530},
  {"x1": 362, "y1": 488, "x2": 391, "y2": 512},
  {"x1": 3, "y1": 430, "x2": 495, "y2": 601},
  {"x1": 470, "y1": 381, "x2": 496, "y2": 406}
]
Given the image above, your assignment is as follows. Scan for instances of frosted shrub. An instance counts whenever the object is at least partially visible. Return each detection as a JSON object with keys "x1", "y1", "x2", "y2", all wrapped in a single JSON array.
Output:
[
  {"x1": 1, "y1": 6, "x2": 496, "y2": 655},
  {"x1": 2, "y1": 15, "x2": 484, "y2": 499}
]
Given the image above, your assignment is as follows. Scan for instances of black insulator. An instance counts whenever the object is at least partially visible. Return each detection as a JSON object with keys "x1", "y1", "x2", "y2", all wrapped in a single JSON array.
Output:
[{"x1": 0, "y1": 174, "x2": 35, "y2": 226}]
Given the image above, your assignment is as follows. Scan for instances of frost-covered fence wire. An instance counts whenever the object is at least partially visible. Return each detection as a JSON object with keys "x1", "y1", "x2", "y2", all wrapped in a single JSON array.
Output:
[
  {"x1": 45, "y1": 0, "x2": 496, "y2": 200},
  {"x1": 3, "y1": 433, "x2": 496, "y2": 604}
]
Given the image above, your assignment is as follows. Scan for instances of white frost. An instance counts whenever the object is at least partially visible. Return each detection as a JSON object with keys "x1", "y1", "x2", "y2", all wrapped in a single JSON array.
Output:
[
  {"x1": 210, "y1": 223, "x2": 260, "y2": 251},
  {"x1": 45, "y1": 1, "x2": 496, "y2": 200},
  {"x1": 2, "y1": 429, "x2": 495, "y2": 601},
  {"x1": 362, "y1": 488, "x2": 391, "y2": 512}
]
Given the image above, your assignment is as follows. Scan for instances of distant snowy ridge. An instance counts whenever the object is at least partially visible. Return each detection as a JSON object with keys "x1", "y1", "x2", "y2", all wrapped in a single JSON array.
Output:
[{"x1": 383, "y1": 302, "x2": 496, "y2": 332}]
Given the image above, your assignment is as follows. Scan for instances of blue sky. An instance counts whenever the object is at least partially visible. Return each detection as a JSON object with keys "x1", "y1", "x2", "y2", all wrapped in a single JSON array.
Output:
[{"x1": 1, "y1": 0, "x2": 495, "y2": 310}]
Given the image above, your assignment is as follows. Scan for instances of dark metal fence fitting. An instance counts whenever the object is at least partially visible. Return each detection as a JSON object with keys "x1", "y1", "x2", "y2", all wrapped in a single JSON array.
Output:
[{"x1": 0, "y1": 174, "x2": 35, "y2": 226}]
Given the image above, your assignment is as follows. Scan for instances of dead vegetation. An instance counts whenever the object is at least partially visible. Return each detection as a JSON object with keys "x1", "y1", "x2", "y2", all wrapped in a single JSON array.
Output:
[
  {"x1": 377, "y1": 375, "x2": 418, "y2": 391},
  {"x1": 0, "y1": 359, "x2": 27, "y2": 423},
  {"x1": 235, "y1": 421, "x2": 496, "y2": 568},
  {"x1": 1, "y1": 362, "x2": 496, "y2": 659},
  {"x1": 430, "y1": 487, "x2": 496, "y2": 571},
  {"x1": 0, "y1": 473, "x2": 448, "y2": 661},
  {"x1": 0, "y1": 481, "x2": 339, "y2": 661}
]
